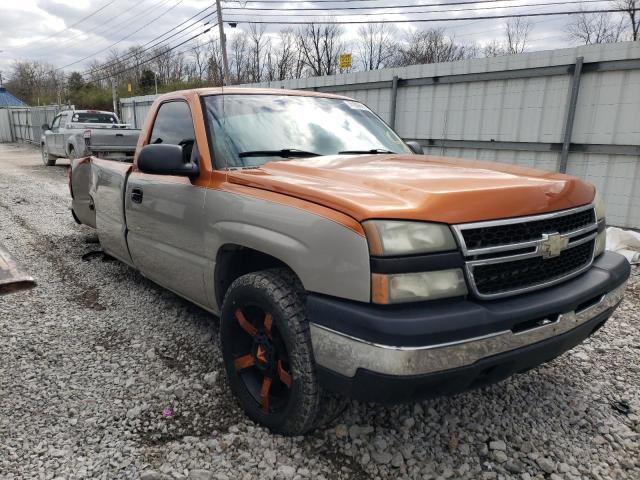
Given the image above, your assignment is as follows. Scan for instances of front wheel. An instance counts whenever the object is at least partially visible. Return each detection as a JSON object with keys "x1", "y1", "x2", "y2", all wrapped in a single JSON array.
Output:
[
  {"x1": 41, "y1": 144, "x2": 56, "y2": 166},
  {"x1": 220, "y1": 268, "x2": 324, "y2": 435}
]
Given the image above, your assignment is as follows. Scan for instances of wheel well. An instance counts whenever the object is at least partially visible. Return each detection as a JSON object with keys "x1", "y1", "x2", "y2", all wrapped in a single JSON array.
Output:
[{"x1": 214, "y1": 245, "x2": 290, "y2": 307}]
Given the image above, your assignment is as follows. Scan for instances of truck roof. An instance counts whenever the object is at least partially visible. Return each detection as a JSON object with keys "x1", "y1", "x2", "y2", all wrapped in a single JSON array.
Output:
[{"x1": 155, "y1": 87, "x2": 354, "y2": 103}]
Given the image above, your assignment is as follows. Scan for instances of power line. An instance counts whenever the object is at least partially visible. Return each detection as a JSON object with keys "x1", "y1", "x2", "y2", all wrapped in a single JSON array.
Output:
[
  {"x1": 223, "y1": 0, "x2": 608, "y2": 17},
  {"x1": 86, "y1": 25, "x2": 216, "y2": 84},
  {"x1": 222, "y1": 8, "x2": 628, "y2": 24},
  {"x1": 56, "y1": 0, "x2": 186, "y2": 71},
  {"x1": 82, "y1": 6, "x2": 216, "y2": 78},
  {"x1": 220, "y1": 0, "x2": 577, "y2": 10}
]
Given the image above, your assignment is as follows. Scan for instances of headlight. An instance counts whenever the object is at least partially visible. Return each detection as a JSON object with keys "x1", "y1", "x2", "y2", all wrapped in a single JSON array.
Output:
[
  {"x1": 594, "y1": 193, "x2": 606, "y2": 221},
  {"x1": 363, "y1": 220, "x2": 457, "y2": 256},
  {"x1": 372, "y1": 269, "x2": 467, "y2": 304}
]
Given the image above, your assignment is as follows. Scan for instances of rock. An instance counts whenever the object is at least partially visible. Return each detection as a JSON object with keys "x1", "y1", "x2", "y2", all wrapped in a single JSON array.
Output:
[
  {"x1": 489, "y1": 440, "x2": 507, "y2": 451},
  {"x1": 188, "y1": 470, "x2": 213, "y2": 480},
  {"x1": 263, "y1": 449, "x2": 276, "y2": 466},
  {"x1": 277, "y1": 465, "x2": 296, "y2": 478},
  {"x1": 348, "y1": 425, "x2": 361, "y2": 440},
  {"x1": 141, "y1": 471, "x2": 164, "y2": 480},
  {"x1": 145, "y1": 348, "x2": 156, "y2": 360},
  {"x1": 371, "y1": 451, "x2": 393, "y2": 465},
  {"x1": 537, "y1": 457, "x2": 556, "y2": 474},
  {"x1": 203, "y1": 371, "x2": 219, "y2": 386},
  {"x1": 391, "y1": 452, "x2": 403, "y2": 468},
  {"x1": 373, "y1": 436, "x2": 388, "y2": 451},
  {"x1": 505, "y1": 460, "x2": 522, "y2": 473},
  {"x1": 126, "y1": 406, "x2": 141, "y2": 419},
  {"x1": 334, "y1": 424, "x2": 348, "y2": 438},
  {"x1": 492, "y1": 450, "x2": 508, "y2": 463}
]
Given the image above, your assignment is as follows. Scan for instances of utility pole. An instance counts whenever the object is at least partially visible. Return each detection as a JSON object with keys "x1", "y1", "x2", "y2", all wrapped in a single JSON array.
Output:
[
  {"x1": 111, "y1": 78, "x2": 119, "y2": 116},
  {"x1": 154, "y1": 71, "x2": 158, "y2": 95},
  {"x1": 215, "y1": 0, "x2": 230, "y2": 85}
]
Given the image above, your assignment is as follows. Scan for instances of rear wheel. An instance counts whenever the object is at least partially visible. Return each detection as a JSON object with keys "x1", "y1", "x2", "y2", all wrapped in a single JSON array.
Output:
[
  {"x1": 41, "y1": 144, "x2": 56, "y2": 166},
  {"x1": 220, "y1": 268, "x2": 328, "y2": 435}
]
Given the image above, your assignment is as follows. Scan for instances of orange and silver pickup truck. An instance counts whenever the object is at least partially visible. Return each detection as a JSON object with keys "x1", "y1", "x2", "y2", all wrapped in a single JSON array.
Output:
[{"x1": 69, "y1": 88, "x2": 630, "y2": 435}]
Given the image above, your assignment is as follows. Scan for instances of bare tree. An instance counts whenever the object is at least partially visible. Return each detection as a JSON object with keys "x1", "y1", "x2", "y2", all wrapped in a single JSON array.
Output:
[
  {"x1": 355, "y1": 23, "x2": 398, "y2": 71},
  {"x1": 615, "y1": 0, "x2": 639, "y2": 40},
  {"x1": 566, "y1": 9, "x2": 625, "y2": 44},
  {"x1": 248, "y1": 24, "x2": 269, "y2": 83},
  {"x1": 191, "y1": 40, "x2": 208, "y2": 82},
  {"x1": 296, "y1": 22, "x2": 344, "y2": 76},
  {"x1": 229, "y1": 32, "x2": 250, "y2": 84},
  {"x1": 504, "y1": 18, "x2": 532, "y2": 54},
  {"x1": 482, "y1": 39, "x2": 505, "y2": 57},
  {"x1": 390, "y1": 28, "x2": 470, "y2": 67}
]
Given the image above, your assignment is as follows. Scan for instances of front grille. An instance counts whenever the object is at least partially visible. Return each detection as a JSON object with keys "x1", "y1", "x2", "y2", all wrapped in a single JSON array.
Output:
[
  {"x1": 453, "y1": 205, "x2": 599, "y2": 299},
  {"x1": 472, "y1": 240, "x2": 594, "y2": 296},
  {"x1": 462, "y1": 208, "x2": 595, "y2": 250}
]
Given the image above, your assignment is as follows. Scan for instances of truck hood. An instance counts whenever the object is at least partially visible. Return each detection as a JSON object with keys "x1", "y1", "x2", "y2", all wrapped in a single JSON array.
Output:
[{"x1": 226, "y1": 154, "x2": 594, "y2": 224}]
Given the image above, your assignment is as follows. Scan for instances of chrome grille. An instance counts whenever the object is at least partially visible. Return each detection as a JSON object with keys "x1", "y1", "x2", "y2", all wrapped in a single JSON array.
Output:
[{"x1": 453, "y1": 204, "x2": 599, "y2": 300}]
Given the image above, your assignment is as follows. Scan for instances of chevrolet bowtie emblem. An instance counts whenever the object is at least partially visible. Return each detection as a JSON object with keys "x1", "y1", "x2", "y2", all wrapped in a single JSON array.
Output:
[{"x1": 540, "y1": 233, "x2": 569, "y2": 259}]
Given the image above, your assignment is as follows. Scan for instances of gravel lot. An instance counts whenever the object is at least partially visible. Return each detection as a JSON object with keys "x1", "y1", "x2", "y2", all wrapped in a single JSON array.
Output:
[{"x1": 0, "y1": 143, "x2": 638, "y2": 480}]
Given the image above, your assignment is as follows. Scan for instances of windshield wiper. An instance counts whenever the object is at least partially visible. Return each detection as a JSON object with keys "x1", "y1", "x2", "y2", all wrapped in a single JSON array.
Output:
[
  {"x1": 338, "y1": 148, "x2": 396, "y2": 155},
  {"x1": 238, "y1": 148, "x2": 321, "y2": 158}
]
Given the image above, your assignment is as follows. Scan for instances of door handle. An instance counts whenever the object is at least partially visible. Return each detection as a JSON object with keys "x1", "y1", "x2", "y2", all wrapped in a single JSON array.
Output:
[{"x1": 131, "y1": 188, "x2": 143, "y2": 204}]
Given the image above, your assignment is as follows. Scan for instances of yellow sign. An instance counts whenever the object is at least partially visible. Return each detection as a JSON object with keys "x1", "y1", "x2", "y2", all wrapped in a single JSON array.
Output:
[
  {"x1": 127, "y1": 83, "x2": 132, "y2": 92},
  {"x1": 339, "y1": 53, "x2": 352, "y2": 70}
]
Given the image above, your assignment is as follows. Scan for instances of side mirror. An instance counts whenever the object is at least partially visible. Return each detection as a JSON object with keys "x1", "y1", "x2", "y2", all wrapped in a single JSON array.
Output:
[
  {"x1": 41, "y1": 123, "x2": 50, "y2": 131},
  {"x1": 138, "y1": 144, "x2": 199, "y2": 178},
  {"x1": 405, "y1": 141, "x2": 424, "y2": 155}
]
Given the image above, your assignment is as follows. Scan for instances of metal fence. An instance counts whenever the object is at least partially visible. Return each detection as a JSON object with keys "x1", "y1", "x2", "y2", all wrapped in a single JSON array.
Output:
[
  {"x1": 0, "y1": 105, "x2": 72, "y2": 145},
  {"x1": 118, "y1": 42, "x2": 639, "y2": 229},
  {"x1": 119, "y1": 95, "x2": 157, "y2": 130}
]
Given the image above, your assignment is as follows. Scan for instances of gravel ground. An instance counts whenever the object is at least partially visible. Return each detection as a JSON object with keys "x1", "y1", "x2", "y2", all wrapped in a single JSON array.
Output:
[{"x1": 0, "y1": 143, "x2": 638, "y2": 480}]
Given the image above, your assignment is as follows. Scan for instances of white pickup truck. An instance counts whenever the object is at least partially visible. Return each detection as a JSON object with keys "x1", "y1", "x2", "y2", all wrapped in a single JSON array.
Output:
[{"x1": 40, "y1": 109, "x2": 139, "y2": 165}]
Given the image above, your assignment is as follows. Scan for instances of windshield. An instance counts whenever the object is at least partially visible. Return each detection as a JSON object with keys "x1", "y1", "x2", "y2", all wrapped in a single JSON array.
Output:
[
  {"x1": 203, "y1": 94, "x2": 410, "y2": 168},
  {"x1": 72, "y1": 112, "x2": 118, "y2": 124}
]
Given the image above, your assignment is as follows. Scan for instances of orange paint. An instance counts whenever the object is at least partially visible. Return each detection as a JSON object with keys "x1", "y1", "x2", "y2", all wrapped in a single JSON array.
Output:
[{"x1": 133, "y1": 88, "x2": 595, "y2": 230}]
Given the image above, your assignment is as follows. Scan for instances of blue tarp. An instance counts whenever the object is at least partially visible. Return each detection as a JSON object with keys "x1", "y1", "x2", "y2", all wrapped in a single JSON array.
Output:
[{"x1": 0, "y1": 87, "x2": 27, "y2": 107}]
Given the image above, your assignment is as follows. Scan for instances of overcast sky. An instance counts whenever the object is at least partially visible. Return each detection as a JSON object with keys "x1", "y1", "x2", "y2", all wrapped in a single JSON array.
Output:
[{"x1": 0, "y1": 0, "x2": 618, "y2": 78}]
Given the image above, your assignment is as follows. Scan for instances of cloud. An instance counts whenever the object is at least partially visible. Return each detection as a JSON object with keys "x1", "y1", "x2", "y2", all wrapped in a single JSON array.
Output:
[{"x1": 0, "y1": 0, "x2": 618, "y2": 76}]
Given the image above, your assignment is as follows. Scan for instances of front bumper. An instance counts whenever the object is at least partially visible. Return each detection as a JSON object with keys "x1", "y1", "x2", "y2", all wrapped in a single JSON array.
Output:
[{"x1": 308, "y1": 251, "x2": 630, "y2": 403}]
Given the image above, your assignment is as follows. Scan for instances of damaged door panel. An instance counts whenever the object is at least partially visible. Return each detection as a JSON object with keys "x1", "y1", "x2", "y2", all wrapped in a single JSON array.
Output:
[
  {"x1": 70, "y1": 157, "x2": 96, "y2": 228},
  {"x1": 0, "y1": 242, "x2": 35, "y2": 295}
]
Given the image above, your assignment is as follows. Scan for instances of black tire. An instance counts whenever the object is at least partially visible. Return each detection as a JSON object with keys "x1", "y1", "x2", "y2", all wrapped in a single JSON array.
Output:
[
  {"x1": 220, "y1": 268, "x2": 324, "y2": 435},
  {"x1": 41, "y1": 144, "x2": 56, "y2": 166}
]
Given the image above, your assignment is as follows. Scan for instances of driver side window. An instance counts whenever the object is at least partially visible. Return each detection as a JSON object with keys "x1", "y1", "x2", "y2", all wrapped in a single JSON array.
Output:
[
  {"x1": 50, "y1": 115, "x2": 61, "y2": 130},
  {"x1": 150, "y1": 101, "x2": 197, "y2": 162}
]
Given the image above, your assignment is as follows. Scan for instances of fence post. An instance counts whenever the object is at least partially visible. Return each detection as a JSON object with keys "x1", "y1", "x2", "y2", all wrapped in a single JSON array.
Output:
[
  {"x1": 132, "y1": 100, "x2": 137, "y2": 129},
  {"x1": 389, "y1": 75, "x2": 399, "y2": 129},
  {"x1": 559, "y1": 56, "x2": 584, "y2": 173}
]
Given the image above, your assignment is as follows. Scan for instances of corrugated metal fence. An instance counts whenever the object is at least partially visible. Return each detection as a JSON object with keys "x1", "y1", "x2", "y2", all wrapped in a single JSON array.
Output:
[
  {"x1": 82, "y1": 42, "x2": 640, "y2": 229},
  {"x1": 119, "y1": 95, "x2": 158, "y2": 130},
  {"x1": 0, "y1": 105, "x2": 72, "y2": 145}
]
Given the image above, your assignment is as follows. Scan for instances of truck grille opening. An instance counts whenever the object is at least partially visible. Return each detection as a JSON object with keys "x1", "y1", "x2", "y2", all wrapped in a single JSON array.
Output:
[
  {"x1": 472, "y1": 240, "x2": 594, "y2": 296},
  {"x1": 461, "y1": 208, "x2": 595, "y2": 250},
  {"x1": 453, "y1": 205, "x2": 599, "y2": 299}
]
